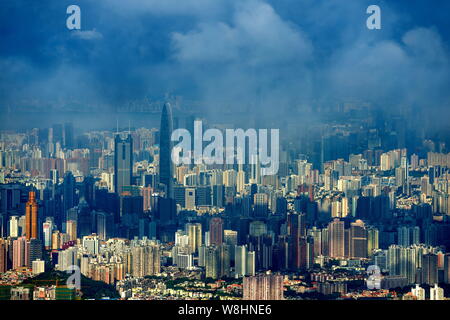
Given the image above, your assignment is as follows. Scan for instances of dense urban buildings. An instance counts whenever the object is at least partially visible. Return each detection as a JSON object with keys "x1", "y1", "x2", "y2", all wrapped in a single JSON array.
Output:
[
  {"x1": 243, "y1": 273, "x2": 284, "y2": 300},
  {"x1": 0, "y1": 101, "x2": 450, "y2": 300},
  {"x1": 1, "y1": 0, "x2": 450, "y2": 303}
]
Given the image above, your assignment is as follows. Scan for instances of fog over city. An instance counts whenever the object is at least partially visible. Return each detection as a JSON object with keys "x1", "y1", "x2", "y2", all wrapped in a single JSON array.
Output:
[
  {"x1": 2, "y1": 0, "x2": 450, "y2": 304},
  {"x1": 1, "y1": 0, "x2": 450, "y2": 134}
]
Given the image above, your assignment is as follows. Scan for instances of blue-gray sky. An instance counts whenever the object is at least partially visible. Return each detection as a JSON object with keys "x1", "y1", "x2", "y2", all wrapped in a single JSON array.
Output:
[{"x1": 1, "y1": 0, "x2": 449, "y2": 118}]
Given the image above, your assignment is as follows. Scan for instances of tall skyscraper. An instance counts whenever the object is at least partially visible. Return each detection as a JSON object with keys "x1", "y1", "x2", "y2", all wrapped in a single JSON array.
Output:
[
  {"x1": 444, "y1": 254, "x2": 450, "y2": 284},
  {"x1": 367, "y1": 227, "x2": 379, "y2": 255},
  {"x1": 209, "y1": 217, "x2": 224, "y2": 246},
  {"x1": 328, "y1": 218, "x2": 345, "y2": 259},
  {"x1": 388, "y1": 245, "x2": 418, "y2": 284},
  {"x1": 114, "y1": 134, "x2": 133, "y2": 195},
  {"x1": 63, "y1": 172, "x2": 76, "y2": 222},
  {"x1": 219, "y1": 244, "x2": 231, "y2": 278},
  {"x1": 43, "y1": 218, "x2": 53, "y2": 250},
  {"x1": 63, "y1": 122, "x2": 74, "y2": 149},
  {"x1": 422, "y1": 253, "x2": 438, "y2": 285},
  {"x1": 157, "y1": 197, "x2": 176, "y2": 225},
  {"x1": 0, "y1": 239, "x2": 7, "y2": 273},
  {"x1": 186, "y1": 223, "x2": 202, "y2": 253},
  {"x1": 349, "y1": 220, "x2": 368, "y2": 259},
  {"x1": 27, "y1": 238, "x2": 42, "y2": 268},
  {"x1": 66, "y1": 220, "x2": 77, "y2": 242},
  {"x1": 235, "y1": 245, "x2": 256, "y2": 277},
  {"x1": 25, "y1": 191, "x2": 38, "y2": 240},
  {"x1": 12, "y1": 236, "x2": 27, "y2": 269},
  {"x1": 235, "y1": 245, "x2": 247, "y2": 277},
  {"x1": 288, "y1": 213, "x2": 306, "y2": 269},
  {"x1": 159, "y1": 102, "x2": 174, "y2": 198},
  {"x1": 52, "y1": 124, "x2": 63, "y2": 145},
  {"x1": 253, "y1": 193, "x2": 269, "y2": 218},
  {"x1": 9, "y1": 216, "x2": 19, "y2": 238},
  {"x1": 205, "y1": 246, "x2": 219, "y2": 279}
]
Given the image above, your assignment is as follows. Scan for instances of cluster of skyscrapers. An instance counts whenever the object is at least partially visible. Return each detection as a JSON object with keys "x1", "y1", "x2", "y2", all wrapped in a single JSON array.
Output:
[{"x1": 0, "y1": 101, "x2": 450, "y2": 300}]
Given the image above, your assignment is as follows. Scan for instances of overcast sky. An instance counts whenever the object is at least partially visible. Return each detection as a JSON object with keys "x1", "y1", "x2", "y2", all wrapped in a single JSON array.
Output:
[{"x1": 1, "y1": 0, "x2": 449, "y2": 118}]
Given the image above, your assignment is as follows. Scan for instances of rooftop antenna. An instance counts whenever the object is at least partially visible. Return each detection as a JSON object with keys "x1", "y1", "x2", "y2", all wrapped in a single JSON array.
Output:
[
  {"x1": 128, "y1": 120, "x2": 131, "y2": 135},
  {"x1": 116, "y1": 118, "x2": 119, "y2": 135}
]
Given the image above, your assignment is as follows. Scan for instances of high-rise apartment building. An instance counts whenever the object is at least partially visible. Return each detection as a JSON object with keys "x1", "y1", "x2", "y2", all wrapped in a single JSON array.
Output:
[
  {"x1": 131, "y1": 244, "x2": 160, "y2": 277},
  {"x1": 422, "y1": 253, "x2": 438, "y2": 285},
  {"x1": 209, "y1": 217, "x2": 224, "y2": 246},
  {"x1": 328, "y1": 218, "x2": 345, "y2": 259},
  {"x1": 243, "y1": 273, "x2": 284, "y2": 300},
  {"x1": 349, "y1": 220, "x2": 368, "y2": 259},
  {"x1": 186, "y1": 223, "x2": 202, "y2": 254},
  {"x1": 12, "y1": 236, "x2": 27, "y2": 269}
]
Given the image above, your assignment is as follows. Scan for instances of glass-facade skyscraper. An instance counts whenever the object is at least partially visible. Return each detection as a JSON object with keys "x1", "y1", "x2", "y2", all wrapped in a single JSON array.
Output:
[
  {"x1": 159, "y1": 102, "x2": 174, "y2": 198},
  {"x1": 114, "y1": 134, "x2": 133, "y2": 195}
]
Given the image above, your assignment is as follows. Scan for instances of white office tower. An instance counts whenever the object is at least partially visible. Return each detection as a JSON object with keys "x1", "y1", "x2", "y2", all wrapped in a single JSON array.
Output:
[
  {"x1": 411, "y1": 284, "x2": 425, "y2": 300},
  {"x1": 171, "y1": 236, "x2": 192, "y2": 269},
  {"x1": 9, "y1": 216, "x2": 19, "y2": 237},
  {"x1": 82, "y1": 235, "x2": 99, "y2": 255},
  {"x1": 175, "y1": 230, "x2": 189, "y2": 247},
  {"x1": 32, "y1": 259, "x2": 45, "y2": 275},
  {"x1": 430, "y1": 284, "x2": 444, "y2": 300},
  {"x1": 236, "y1": 170, "x2": 245, "y2": 194}
]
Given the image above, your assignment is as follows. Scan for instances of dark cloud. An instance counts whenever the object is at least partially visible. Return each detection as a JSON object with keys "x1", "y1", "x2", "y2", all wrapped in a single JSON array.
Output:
[{"x1": 0, "y1": 0, "x2": 449, "y2": 121}]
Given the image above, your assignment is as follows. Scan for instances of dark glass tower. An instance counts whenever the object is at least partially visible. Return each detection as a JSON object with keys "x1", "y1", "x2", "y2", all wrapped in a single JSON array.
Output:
[
  {"x1": 159, "y1": 103, "x2": 174, "y2": 198},
  {"x1": 63, "y1": 122, "x2": 74, "y2": 149},
  {"x1": 63, "y1": 172, "x2": 76, "y2": 216},
  {"x1": 114, "y1": 134, "x2": 133, "y2": 195}
]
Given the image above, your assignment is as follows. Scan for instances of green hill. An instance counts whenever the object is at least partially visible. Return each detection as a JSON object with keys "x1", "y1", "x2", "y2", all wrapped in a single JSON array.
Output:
[{"x1": 22, "y1": 270, "x2": 120, "y2": 300}]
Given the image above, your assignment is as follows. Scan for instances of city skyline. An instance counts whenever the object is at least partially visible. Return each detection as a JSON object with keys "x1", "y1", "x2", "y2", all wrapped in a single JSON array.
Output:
[{"x1": 1, "y1": 0, "x2": 450, "y2": 307}]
